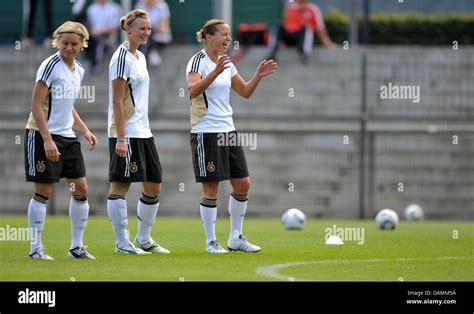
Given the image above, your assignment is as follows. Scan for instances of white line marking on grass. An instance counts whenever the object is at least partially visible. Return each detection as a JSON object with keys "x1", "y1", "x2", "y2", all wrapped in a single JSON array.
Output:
[{"x1": 256, "y1": 256, "x2": 474, "y2": 281}]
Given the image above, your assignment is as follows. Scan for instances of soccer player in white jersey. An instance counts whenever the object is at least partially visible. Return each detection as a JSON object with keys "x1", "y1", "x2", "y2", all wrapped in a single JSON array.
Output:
[
  {"x1": 186, "y1": 19, "x2": 278, "y2": 253},
  {"x1": 106, "y1": 9, "x2": 169, "y2": 255},
  {"x1": 24, "y1": 21, "x2": 97, "y2": 260}
]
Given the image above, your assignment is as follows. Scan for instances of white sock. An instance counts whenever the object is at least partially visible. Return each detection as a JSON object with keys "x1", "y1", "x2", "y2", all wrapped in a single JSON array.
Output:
[
  {"x1": 69, "y1": 197, "x2": 89, "y2": 248},
  {"x1": 28, "y1": 195, "x2": 48, "y2": 253},
  {"x1": 136, "y1": 195, "x2": 159, "y2": 244},
  {"x1": 228, "y1": 193, "x2": 248, "y2": 241},
  {"x1": 107, "y1": 196, "x2": 129, "y2": 247},
  {"x1": 200, "y1": 198, "x2": 217, "y2": 244}
]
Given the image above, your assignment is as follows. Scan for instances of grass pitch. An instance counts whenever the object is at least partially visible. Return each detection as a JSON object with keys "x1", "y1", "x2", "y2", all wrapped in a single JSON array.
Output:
[{"x1": 0, "y1": 216, "x2": 473, "y2": 281}]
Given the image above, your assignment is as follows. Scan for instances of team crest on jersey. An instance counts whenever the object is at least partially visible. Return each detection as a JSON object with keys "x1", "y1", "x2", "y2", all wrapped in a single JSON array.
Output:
[
  {"x1": 129, "y1": 162, "x2": 138, "y2": 174},
  {"x1": 36, "y1": 161, "x2": 46, "y2": 173},
  {"x1": 207, "y1": 161, "x2": 216, "y2": 173}
]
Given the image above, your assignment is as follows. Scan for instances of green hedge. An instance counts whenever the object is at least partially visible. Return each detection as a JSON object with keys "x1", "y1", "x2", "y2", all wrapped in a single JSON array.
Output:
[{"x1": 324, "y1": 10, "x2": 474, "y2": 45}]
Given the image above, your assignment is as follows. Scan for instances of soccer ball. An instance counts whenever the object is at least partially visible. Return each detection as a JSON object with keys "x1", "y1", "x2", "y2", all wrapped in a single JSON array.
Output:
[
  {"x1": 282, "y1": 208, "x2": 306, "y2": 230},
  {"x1": 404, "y1": 204, "x2": 424, "y2": 221},
  {"x1": 375, "y1": 209, "x2": 399, "y2": 230}
]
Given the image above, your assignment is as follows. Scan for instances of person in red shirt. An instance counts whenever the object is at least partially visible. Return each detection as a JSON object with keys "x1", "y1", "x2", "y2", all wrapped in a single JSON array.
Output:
[{"x1": 267, "y1": 0, "x2": 336, "y2": 62}]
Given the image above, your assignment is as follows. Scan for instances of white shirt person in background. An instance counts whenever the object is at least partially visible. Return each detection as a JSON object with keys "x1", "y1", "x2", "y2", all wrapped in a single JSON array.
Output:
[
  {"x1": 135, "y1": 0, "x2": 172, "y2": 66},
  {"x1": 86, "y1": 0, "x2": 122, "y2": 74}
]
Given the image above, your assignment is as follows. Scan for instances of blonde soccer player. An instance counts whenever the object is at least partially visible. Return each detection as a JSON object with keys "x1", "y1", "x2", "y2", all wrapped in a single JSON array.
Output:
[
  {"x1": 106, "y1": 9, "x2": 169, "y2": 255},
  {"x1": 25, "y1": 21, "x2": 97, "y2": 260},
  {"x1": 186, "y1": 19, "x2": 278, "y2": 253}
]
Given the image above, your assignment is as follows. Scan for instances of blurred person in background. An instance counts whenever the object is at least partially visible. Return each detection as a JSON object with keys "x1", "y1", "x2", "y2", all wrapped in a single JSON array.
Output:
[
  {"x1": 71, "y1": 0, "x2": 87, "y2": 24},
  {"x1": 22, "y1": 0, "x2": 53, "y2": 48},
  {"x1": 135, "y1": 0, "x2": 172, "y2": 66},
  {"x1": 266, "y1": 0, "x2": 337, "y2": 63},
  {"x1": 86, "y1": 0, "x2": 122, "y2": 74}
]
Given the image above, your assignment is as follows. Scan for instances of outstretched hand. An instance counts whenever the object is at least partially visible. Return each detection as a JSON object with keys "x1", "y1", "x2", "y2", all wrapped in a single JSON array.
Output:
[
  {"x1": 214, "y1": 55, "x2": 232, "y2": 75},
  {"x1": 256, "y1": 59, "x2": 278, "y2": 78}
]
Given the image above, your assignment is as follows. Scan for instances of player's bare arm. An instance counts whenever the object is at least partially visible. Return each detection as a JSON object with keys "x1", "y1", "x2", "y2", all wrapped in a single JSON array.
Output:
[
  {"x1": 112, "y1": 78, "x2": 128, "y2": 157},
  {"x1": 31, "y1": 80, "x2": 60, "y2": 162},
  {"x1": 231, "y1": 59, "x2": 278, "y2": 98},
  {"x1": 72, "y1": 108, "x2": 97, "y2": 150}
]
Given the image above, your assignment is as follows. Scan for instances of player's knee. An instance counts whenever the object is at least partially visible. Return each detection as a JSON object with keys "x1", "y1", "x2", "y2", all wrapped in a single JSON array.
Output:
[
  {"x1": 72, "y1": 182, "x2": 88, "y2": 196},
  {"x1": 143, "y1": 183, "x2": 161, "y2": 197},
  {"x1": 35, "y1": 184, "x2": 53, "y2": 198},
  {"x1": 154, "y1": 184, "x2": 161, "y2": 196},
  {"x1": 109, "y1": 182, "x2": 130, "y2": 196},
  {"x1": 203, "y1": 189, "x2": 218, "y2": 200},
  {"x1": 235, "y1": 177, "x2": 251, "y2": 194},
  {"x1": 202, "y1": 182, "x2": 219, "y2": 199}
]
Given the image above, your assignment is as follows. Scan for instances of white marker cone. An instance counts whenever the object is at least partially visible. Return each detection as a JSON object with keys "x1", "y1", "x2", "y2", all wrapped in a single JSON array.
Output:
[{"x1": 325, "y1": 235, "x2": 344, "y2": 245}]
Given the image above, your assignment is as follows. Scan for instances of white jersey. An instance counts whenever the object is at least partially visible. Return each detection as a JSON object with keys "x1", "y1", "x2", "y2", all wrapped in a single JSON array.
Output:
[
  {"x1": 26, "y1": 51, "x2": 84, "y2": 138},
  {"x1": 186, "y1": 49, "x2": 238, "y2": 133},
  {"x1": 108, "y1": 43, "x2": 152, "y2": 138}
]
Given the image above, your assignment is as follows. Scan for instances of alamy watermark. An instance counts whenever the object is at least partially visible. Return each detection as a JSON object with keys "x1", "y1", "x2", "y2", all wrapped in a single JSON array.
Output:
[
  {"x1": 52, "y1": 85, "x2": 95, "y2": 103},
  {"x1": 325, "y1": 224, "x2": 365, "y2": 245},
  {"x1": 18, "y1": 288, "x2": 55, "y2": 307},
  {"x1": 0, "y1": 225, "x2": 38, "y2": 244},
  {"x1": 217, "y1": 132, "x2": 258, "y2": 150},
  {"x1": 380, "y1": 82, "x2": 420, "y2": 103}
]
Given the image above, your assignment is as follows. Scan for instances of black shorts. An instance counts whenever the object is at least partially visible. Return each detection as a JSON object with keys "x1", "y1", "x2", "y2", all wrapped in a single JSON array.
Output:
[
  {"x1": 109, "y1": 137, "x2": 162, "y2": 183},
  {"x1": 24, "y1": 129, "x2": 86, "y2": 183},
  {"x1": 190, "y1": 131, "x2": 249, "y2": 183}
]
